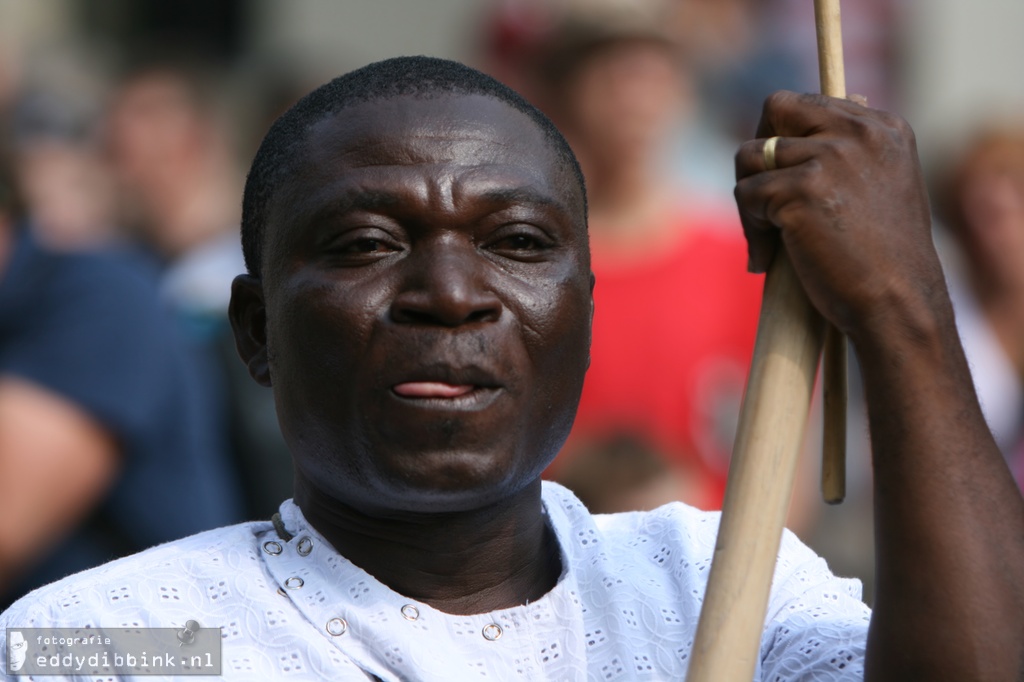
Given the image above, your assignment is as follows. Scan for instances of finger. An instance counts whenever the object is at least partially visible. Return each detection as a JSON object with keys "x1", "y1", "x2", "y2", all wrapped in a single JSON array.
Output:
[
  {"x1": 735, "y1": 136, "x2": 822, "y2": 181},
  {"x1": 734, "y1": 159, "x2": 826, "y2": 274},
  {"x1": 734, "y1": 170, "x2": 791, "y2": 273},
  {"x1": 756, "y1": 90, "x2": 878, "y2": 139},
  {"x1": 735, "y1": 200, "x2": 779, "y2": 275},
  {"x1": 847, "y1": 93, "x2": 869, "y2": 107}
]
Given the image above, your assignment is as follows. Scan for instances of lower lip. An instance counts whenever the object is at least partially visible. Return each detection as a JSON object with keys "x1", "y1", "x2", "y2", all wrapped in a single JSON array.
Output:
[{"x1": 389, "y1": 385, "x2": 502, "y2": 411}]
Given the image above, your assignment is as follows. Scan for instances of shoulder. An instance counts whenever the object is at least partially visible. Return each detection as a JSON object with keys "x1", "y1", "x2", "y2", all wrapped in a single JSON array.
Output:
[
  {"x1": 542, "y1": 481, "x2": 723, "y2": 577},
  {"x1": 49, "y1": 243, "x2": 161, "y2": 307},
  {"x1": 595, "y1": 500, "x2": 723, "y2": 567},
  {"x1": 0, "y1": 520, "x2": 271, "y2": 629},
  {"x1": 2, "y1": 239, "x2": 169, "y2": 346},
  {"x1": 541, "y1": 483, "x2": 869, "y2": 677},
  {"x1": 0, "y1": 240, "x2": 197, "y2": 432}
]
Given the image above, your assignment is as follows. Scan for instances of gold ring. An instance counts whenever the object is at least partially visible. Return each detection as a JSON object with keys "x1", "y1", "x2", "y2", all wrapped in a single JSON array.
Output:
[{"x1": 763, "y1": 136, "x2": 780, "y2": 171}]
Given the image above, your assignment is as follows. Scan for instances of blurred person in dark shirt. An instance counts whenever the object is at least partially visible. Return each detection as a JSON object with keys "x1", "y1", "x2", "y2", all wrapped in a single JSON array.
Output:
[
  {"x1": 0, "y1": 133, "x2": 243, "y2": 609},
  {"x1": 8, "y1": 87, "x2": 119, "y2": 251},
  {"x1": 105, "y1": 59, "x2": 291, "y2": 517}
]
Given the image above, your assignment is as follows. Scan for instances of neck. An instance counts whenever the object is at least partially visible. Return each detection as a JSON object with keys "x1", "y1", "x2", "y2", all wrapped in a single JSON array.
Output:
[
  {"x1": 294, "y1": 478, "x2": 561, "y2": 615},
  {"x1": 979, "y1": 289, "x2": 1024, "y2": 375}
]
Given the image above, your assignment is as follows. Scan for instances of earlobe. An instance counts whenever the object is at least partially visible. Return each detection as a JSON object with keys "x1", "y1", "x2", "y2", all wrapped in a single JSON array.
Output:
[
  {"x1": 228, "y1": 274, "x2": 273, "y2": 387},
  {"x1": 587, "y1": 271, "x2": 596, "y2": 371},
  {"x1": 588, "y1": 271, "x2": 596, "y2": 326}
]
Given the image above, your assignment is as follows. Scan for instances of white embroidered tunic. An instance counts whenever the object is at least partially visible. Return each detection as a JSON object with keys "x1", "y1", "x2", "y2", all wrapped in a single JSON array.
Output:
[{"x1": 1, "y1": 483, "x2": 869, "y2": 680}]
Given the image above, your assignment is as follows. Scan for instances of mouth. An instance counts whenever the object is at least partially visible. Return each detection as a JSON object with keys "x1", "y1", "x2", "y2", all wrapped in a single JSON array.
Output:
[
  {"x1": 393, "y1": 381, "x2": 476, "y2": 399},
  {"x1": 390, "y1": 371, "x2": 503, "y2": 410}
]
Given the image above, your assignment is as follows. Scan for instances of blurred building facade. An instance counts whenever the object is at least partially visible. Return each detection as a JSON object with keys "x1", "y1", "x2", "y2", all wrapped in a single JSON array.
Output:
[{"x1": 2, "y1": 0, "x2": 1023, "y2": 153}]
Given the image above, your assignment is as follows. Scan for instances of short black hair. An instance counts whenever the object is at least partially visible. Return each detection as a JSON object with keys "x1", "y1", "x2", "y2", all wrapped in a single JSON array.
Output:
[{"x1": 241, "y1": 55, "x2": 587, "y2": 277}]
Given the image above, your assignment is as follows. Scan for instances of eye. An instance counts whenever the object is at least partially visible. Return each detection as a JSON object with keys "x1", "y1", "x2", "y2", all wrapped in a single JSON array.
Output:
[
  {"x1": 322, "y1": 228, "x2": 403, "y2": 265},
  {"x1": 343, "y1": 238, "x2": 392, "y2": 254},
  {"x1": 486, "y1": 225, "x2": 556, "y2": 260},
  {"x1": 496, "y1": 234, "x2": 545, "y2": 251}
]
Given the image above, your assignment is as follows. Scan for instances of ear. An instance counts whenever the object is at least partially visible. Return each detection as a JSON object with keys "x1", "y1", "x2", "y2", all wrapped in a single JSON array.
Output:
[
  {"x1": 228, "y1": 274, "x2": 272, "y2": 387},
  {"x1": 587, "y1": 271, "x2": 596, "y2": 370},
  {"x1": 588, "y1": 271, "x2": 596, "y2": 326}
]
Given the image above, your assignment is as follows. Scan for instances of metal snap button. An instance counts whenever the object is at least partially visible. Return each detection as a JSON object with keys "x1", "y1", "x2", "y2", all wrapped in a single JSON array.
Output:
[
  {"x1": 326, "y1": 618, "x2": 348, "y2": 636},
  {"x1": 482, "y1": 623, "x2": 503, "y2": 641},
  {"x1": 262, "y1": 541, "x2": 283, "y2": 555},
  {"x1": 284, "y1": 577, "x2": 304, "y2": 590},
  {"x1": 400, "y1": 604, "x2": 419, "y2": 621},
  {"x1": 296, "y1": 537, "x2": 314, "y2": 556}
]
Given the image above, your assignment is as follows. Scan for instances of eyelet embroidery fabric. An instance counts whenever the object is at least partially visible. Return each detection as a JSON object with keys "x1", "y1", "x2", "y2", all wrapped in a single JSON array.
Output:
[{"x1": 0, "y1": 482, "x2": 869, "y2": 680}]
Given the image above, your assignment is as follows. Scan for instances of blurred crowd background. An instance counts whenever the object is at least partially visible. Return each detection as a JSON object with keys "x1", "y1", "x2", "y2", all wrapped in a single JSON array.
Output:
[{"x1": 2, "y1": 0, "x2": 1023, "y2": 611}]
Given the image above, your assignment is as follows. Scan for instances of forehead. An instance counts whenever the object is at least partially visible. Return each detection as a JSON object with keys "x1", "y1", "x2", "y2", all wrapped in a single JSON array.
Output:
[
  {"x1": 307, "y1": 93, "x2": 561, "y2": 164},
  {"x1": 267, "y1": 93, "x2": 582, "y2": 228}
]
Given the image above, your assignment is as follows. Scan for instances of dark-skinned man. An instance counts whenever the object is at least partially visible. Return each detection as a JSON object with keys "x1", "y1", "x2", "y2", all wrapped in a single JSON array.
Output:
[{"x1": 2, "y1": 57, "x2": 1022, "y2": 681}]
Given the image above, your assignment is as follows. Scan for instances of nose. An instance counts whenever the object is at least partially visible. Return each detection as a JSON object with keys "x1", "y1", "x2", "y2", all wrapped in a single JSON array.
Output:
[{"x1": 390, "y1": 238, "x2": 503, "y2": 327}]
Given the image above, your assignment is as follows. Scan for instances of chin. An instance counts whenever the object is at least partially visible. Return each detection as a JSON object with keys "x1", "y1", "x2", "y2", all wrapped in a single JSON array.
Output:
[{"x1": 375, "y1": 452, "x2": 547, "y2": 514}]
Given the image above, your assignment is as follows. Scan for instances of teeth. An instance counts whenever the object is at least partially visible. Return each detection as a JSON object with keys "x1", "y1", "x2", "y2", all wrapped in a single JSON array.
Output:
[{"x1": 393, "y1": 382, "x2": 475, "y2": 398}]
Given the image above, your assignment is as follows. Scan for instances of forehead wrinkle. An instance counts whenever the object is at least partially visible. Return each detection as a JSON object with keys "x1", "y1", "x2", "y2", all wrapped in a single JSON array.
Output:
[
  {"x1": 337, "y1": 131, "x2": 520, "y2": 171},
  {"x1": 276, "y1": 98, "x2": 582, "y2": 243},
  {"x1": 321, "y1": 110, "x2": 524, "y2": 166},
  {"x1": 302, "y1": 187, "x2": 403, "y2": 224}
]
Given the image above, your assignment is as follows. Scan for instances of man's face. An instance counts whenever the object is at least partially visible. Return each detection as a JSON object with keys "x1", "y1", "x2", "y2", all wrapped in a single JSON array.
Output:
[{"x1": 249, "y1": 93, "x2": 592, "y2": 514}]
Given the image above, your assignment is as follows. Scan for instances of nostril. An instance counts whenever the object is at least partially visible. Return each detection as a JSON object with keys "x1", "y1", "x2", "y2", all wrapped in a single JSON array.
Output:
[
  {"x1": 466, "y1": 307, "x2": 500, "y2": 324},
  {"x1": 392, "y1": 307, "x2": 439, "y2": 325},
  {"x1": 389, "y1": 249, "x2": 504, "y2": 326},
  {"x1": 390, "y1": 291, "x2": 502, "y2": 327}
]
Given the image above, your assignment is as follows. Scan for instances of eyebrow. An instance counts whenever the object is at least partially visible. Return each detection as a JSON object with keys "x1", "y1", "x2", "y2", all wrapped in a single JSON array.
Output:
[
  {"x1": 322, "y1": 189, "x2": 403, "y2": 214},
  {"x1": 303, "y1": 186, "x2": 571, "y2": 225},
  {"x1": 296, "y1": 189, "x2": 402, "y2": 228},
  {"x1": 476, "y1": 187, "x2": 569, "y2": 213}
]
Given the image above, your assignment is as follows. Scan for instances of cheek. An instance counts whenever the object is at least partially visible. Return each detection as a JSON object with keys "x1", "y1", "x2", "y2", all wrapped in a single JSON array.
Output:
[
  {"x1": 268, "y1": 273, "x2": 390, "y2": 388},
  {"x1": 513, "y1": 267, "x2": 593, "y2": 392},
  {"x1": 519, "y1": 276, "x2": 593, "y2": 466}
]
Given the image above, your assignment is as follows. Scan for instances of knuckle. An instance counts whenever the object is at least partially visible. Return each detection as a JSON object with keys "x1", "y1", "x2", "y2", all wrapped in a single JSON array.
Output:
[
  {"x1": 763, "y1": 90, "x2": 794, "y2": 116},
  {"x1": 891, "y1": 114, "x2": 917, "y2": 145},
  {"x1": 771, "y1": 197, "x2": 803, "y2": 228},
  {"x1": 849, "y1": 111, "x2": 872, "y2": 133},
  {"x1": 873, "y1": 110, "x2": 916, "y2": 148},
  {"x1": 795, "y1": 161, "x2": 827, "y2": 198},
  {"x1": 881, "y1": 109, "x2": 909, "y2": 132},
  {"x1": 733, "y1": 177, "x2": 757, "y2": 212},
  {"x1": 805, "y1": 93, "x2": 834, "y2": 108},
  {"x1": 734, "y1": 143, "x2": 750, "y2": 177},
  {"x1": 736, "y1": 140, "x2": 766, "y2": 178}
]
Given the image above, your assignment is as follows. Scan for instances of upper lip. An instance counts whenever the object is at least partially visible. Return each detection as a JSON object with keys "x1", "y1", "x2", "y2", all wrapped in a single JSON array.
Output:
[{"x1": 388, "y1": 364, "x2": 503, "y2": 391}]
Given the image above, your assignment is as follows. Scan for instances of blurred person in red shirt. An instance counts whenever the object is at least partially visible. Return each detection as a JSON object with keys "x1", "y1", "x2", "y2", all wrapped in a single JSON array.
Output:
[{"x1": 483, "y1": 0, "x2": 765, "y2": 511}]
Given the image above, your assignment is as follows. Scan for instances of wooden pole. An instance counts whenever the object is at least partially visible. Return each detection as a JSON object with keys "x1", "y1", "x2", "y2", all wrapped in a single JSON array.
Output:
[
  {"x1": 816, "y1": 0, "x2": 849, "y2": 505},
  {"x1": 685, "y1": 2, "x2": 847, "y2": 679},
  {"x1": 685, "y1": 257, "x2": 825, "y2": 682}
]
